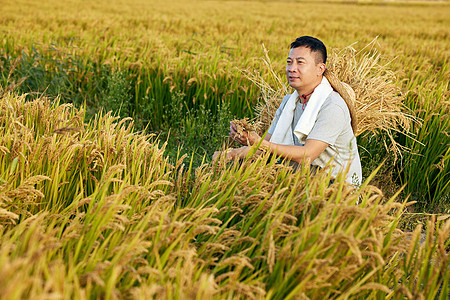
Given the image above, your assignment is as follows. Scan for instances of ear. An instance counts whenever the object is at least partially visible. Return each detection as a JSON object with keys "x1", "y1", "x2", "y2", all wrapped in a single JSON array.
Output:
[{"x1": 317, "y1": 63, "x2": 326, "y2": 76}]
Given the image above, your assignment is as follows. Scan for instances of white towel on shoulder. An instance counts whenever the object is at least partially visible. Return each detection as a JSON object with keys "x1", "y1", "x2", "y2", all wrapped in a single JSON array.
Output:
[{"x1": 270, "y1": 76, "x2": 333, "y2": 145}]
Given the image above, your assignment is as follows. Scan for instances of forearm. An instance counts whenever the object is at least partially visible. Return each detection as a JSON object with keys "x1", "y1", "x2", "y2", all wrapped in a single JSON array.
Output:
[{"x1": 259, "y1": 139, "x2": 323, "y2": 163}]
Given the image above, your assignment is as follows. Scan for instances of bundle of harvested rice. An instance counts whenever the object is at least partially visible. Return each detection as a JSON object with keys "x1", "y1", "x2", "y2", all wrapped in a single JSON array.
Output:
[
  {"x1": 232, "y1": 118, "x2": 257, "y2": 135},
  {"x1": 241, "y1": 39, "x2": 415, "y2": 159}
]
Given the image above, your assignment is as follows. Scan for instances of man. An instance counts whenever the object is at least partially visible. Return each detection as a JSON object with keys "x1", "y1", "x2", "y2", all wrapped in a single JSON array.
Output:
[{"x1": 214, "y1": 36, "x2": 362, "y2": 186}]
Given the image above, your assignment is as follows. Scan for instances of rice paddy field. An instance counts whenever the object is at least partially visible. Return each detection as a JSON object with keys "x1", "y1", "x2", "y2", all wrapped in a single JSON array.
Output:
[{"x1": 0, "y1": 0, "x2": 449, "y2": 299}]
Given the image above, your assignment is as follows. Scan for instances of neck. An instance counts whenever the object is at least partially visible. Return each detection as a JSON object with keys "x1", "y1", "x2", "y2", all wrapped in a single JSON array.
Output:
[
  {"x1": 296, "y1": 88, "x2": 315, "y2": 103},
  {"x1": 299, "y1": 90, "x2": 313, "y2": 104},
  {"x1": 296, "y1": 77, "x2": 323, "y2": 103}
]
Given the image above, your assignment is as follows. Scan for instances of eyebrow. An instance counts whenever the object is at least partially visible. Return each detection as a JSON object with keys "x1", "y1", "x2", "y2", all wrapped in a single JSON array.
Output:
[{"x1": 287, "y1": 56, "x2": 306, "y2": 61}]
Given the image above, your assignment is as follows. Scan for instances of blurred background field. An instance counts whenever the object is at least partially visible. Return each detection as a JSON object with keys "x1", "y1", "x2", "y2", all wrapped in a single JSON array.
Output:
[{"x1": 0, "y1": 0, "x2": 449, "y2": 298}]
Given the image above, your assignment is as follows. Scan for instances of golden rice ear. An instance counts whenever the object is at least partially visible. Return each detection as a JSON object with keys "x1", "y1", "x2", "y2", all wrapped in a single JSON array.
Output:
[
  {"x1": 324, "y1": 69, "x2": 358, "y2": 134},
  {"x1": 232, "y1": 118, "x2": 257, "y2": 133}
]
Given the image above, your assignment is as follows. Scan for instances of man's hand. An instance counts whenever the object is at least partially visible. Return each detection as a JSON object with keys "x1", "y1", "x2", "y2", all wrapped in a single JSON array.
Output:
[
  {"x1": 212, "y1": 147, "x2": 251, "y2": 164},
  {"x1": 212, "y1": 150, "x2": 231, "y2": 164},
  {"x1": 229, "y1": 121, "x2": 261, "y2": 146}
]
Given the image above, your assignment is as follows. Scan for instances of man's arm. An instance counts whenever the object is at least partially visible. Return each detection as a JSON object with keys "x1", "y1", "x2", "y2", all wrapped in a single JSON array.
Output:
[
  {"x1": 230, "y1": 122, "x2": 328, "y2": 164},
  {"x1": 259, "y1": 138, "x2": 328, "y2": 164},
  {"x1": 223, "y1": 137, "x2": 328, "y2": 164}
]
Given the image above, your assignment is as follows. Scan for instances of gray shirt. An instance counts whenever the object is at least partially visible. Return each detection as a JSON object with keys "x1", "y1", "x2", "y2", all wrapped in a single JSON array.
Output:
[{"x1": 268, "y1": 91, "x2": 362, "y2": 185}]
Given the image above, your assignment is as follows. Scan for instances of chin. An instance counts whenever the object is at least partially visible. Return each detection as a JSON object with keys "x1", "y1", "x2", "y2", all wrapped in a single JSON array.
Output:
[
  {"x1": 289, "y1": 84, "x2": 301, "y2": 91},
  {"x1": 288, "y1": 81, "x2": 297, "y2": 88}
]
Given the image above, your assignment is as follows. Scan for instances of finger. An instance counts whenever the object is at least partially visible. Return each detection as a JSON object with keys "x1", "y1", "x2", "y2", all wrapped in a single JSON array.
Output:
[
  {"x1": 230, "y1": 130, "x2": 242, "y2": 142},
  {"x1": 225, "y1": 149, "x2": 234, "y2": 160},
  {"x1": 229, "y1": 131, "x2": 237, "y2": 140},
  {"x1": 230, "y1": 125, "x2": 238, "y2": 136}
]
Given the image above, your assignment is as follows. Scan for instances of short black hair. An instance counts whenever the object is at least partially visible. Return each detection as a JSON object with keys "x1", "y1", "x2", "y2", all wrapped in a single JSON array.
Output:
[{"x1": 290, "y1": 36, "x2": 327, "y2": 64}]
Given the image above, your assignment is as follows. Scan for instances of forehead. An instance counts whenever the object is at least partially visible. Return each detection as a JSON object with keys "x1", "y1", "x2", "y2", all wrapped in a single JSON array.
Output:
[{"x1": 287, "y1": 46, "x2": 315, "y2": 60}]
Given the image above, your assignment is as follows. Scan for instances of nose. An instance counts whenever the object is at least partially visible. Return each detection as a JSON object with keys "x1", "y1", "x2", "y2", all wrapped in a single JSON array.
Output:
[{"x1": 287, "y1": 62, "x2": 297, "y2": 72}]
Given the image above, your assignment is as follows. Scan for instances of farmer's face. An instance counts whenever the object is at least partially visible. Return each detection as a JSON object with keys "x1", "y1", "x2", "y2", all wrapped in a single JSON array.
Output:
[{"x1": 286, "y1": 46, "x2": 325, "y2": 94}]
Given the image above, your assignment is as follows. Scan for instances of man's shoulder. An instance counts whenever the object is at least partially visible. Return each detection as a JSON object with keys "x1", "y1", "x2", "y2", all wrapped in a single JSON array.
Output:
[
  {"x1": 320, "y1": 91, "x2": 350, "y2": 118},
  {"x1": 325, "y1": 91, "x2": 347, "y2": 107}
]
